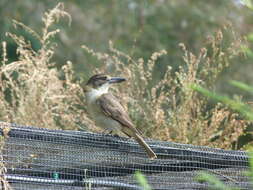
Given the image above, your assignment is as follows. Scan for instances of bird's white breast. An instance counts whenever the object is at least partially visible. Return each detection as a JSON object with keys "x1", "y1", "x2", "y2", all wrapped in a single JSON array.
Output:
[
  {"x1": 85, "y1": 86, "x2": 122, "y2": 133},
  {"x1": 85, "y1": 84, "x2": 109, "y2": 103}
]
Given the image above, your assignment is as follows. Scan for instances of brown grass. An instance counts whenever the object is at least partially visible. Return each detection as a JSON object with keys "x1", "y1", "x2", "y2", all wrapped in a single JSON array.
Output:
[
  {"x1": 0, "y1": 122, "x2": 12, "y2": 190},
  {"x1": 0, "y1": 3, "x2": 93, "y2": 131},
  {"x1": 0, "y1": 3, "x2": 249, "y2": 149},
  {"x1": 82, "y1": 29, "x2": 247, "y2": 149}
]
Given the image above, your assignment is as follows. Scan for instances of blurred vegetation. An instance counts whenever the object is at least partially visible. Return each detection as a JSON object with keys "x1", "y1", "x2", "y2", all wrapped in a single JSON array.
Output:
[
  {"x1": 1, "y1": 1, "x2": 253, "y2": 150},
  {"x1": 135, "y1": 171, "x2": 152, "y2": 190},
  {"x1": 1, "y1": 1, "x2": 252, "y2": 82}
]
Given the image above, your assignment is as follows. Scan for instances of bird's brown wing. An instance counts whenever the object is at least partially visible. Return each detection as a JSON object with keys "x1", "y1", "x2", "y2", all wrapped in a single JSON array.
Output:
[
  {"x1": 97, "y1": 93, "x2": 157, "y2": 159},
  {"x1": 96, "y1": 93, "x2": 139, "y2": 133}
]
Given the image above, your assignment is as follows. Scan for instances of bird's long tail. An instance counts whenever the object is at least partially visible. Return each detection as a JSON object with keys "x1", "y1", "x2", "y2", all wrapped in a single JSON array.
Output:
[{"x1": 133, "y1": 133, "x2": 157, "y2": 159}]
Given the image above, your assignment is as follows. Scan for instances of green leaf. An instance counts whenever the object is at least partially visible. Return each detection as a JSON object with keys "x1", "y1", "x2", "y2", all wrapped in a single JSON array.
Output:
[
  {"x1": 247, "y1": 33, "x2": 253, "y2": 41},
  {"x1": 242, "y1": 0, "x2": 253, "y2": 10},
  {"x1": 230, "y1": 80, "x2": 253, "y2": 94},
  {"x1": 134, "y1": 171, "x2": 152, "y2": 190},
  {"x1": 241, "y1": 45, "x2": 253, "y2": 58},
  {"x1": 191, "y1": 84, "x2": 253, "y2": 121},
  {"x1": 245, "y1": 151, "x2": 253, "y2": 182},
  {"x1": 197, "y1": 171, "x2": 239, "y2": 190}
]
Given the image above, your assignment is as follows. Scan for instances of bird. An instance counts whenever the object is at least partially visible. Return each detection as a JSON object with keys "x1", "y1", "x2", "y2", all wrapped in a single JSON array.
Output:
[{"x1": 82, "y1": 74, "x2": 157, "y2": 159}]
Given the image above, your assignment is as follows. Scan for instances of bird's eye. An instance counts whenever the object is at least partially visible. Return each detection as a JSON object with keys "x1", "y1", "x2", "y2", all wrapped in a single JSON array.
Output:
[
  {"x1": 99, "y1": 76, "x2": 107, "y2": 80},
  {"x1": 96, "y1": 79, "x2": 107, "y2": 87}
]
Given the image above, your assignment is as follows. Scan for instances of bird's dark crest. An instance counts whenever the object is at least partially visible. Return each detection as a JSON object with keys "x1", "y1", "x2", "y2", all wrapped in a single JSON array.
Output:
[{"x1": 86, "y1": 74, "x2": 107, "y2": 85}]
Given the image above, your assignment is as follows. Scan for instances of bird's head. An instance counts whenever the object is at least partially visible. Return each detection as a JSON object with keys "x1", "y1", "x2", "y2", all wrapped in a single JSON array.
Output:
[{"x1": 82, "y1": 74, "x2": 126, "y2": 94}]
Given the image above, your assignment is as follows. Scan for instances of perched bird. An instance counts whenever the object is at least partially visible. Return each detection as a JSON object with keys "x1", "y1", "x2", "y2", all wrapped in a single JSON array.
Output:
[{"x1": 82, "y1": 74, "x2": 157, "y2": 159}]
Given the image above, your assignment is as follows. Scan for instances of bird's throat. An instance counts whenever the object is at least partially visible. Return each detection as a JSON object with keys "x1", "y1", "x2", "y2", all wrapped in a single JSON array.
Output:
[{"x1": 86, "y1": 85, "x2": 109, "y2": 103}]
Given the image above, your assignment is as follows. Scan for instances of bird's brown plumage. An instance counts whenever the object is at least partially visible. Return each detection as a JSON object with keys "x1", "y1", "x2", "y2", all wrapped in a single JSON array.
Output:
[{"x1": 96, "y1": 93, "x2": 157, "y2": 159}]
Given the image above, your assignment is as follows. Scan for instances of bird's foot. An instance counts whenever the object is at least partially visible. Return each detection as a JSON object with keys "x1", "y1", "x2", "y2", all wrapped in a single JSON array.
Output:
[
  {"x1": 103, "y1": 128, "x2": 113, "y2": 134},
  {"x1": 103, "y1": 129, "x2": 119, "y2": 137},
  {"x1": 102, "y1": 129, "x2": 122, "y2": 138},
  {"x1": 112, "y1": 133, "x2": 121, "y2": 138}
]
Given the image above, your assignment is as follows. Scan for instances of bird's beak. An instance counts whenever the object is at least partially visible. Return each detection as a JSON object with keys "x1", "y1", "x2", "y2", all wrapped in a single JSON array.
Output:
[{"x1": 108, "y1": 77, "x2": 126, "y2": 84}]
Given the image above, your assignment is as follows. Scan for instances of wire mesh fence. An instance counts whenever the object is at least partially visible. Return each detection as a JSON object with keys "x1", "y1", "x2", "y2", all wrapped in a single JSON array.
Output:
[{"x1": 0, "y1": 121, "x2": 251, "y2": 190}]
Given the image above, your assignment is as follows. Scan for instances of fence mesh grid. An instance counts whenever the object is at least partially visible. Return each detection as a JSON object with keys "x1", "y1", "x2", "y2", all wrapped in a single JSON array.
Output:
[{"x1": 0, "y1": 121, "x2": 251, "y2": 190}]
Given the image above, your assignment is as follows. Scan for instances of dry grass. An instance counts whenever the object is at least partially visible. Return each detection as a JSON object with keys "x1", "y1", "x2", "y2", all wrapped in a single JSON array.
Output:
[
  {"x1": 82, "y1": 29, "x2": 248, "y2": 149},
  {"x1": 0, "y1": 3, "x2": 92, "y2": 130},
  {"x1": 0, "y1": 3, "x2": 250, "y2": 149},
  {"x1": 0, "y1": 123, "x2": 12, "y2": 190}
]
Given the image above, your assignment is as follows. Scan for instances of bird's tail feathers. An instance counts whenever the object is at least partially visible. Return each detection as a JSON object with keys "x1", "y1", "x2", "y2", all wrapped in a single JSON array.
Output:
[{"x1": 133, "y1": 133, "x2": 157, "y2": 159}]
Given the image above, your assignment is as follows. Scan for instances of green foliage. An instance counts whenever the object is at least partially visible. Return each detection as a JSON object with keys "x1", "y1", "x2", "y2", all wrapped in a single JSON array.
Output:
[
  {"x1": 197, "y1": 172, "x2": 239, "y2": 190},
  {"x1": 191, "y1": 84, "x2": 253, "y2": 121},
  {"x1": 195, "y1": 152, "x2": 253, "y2": 190},
  {"x1": 242, "y1": 0, "x2": 253, "y2": 10},
  {"x1": 134, "y1": 171, "x2": 152, "y2": 190},
  {"x1": 245, "y1": 151, "x2": 253, "y2": 182},
  {"x1": 0, "y1": 1, "x2": 251, "y2": 81},
  {"x1": 230, "y1": 80, "x2": 253, "y2": 94},
  {"x1": 192, "y1": 75, "x2": 253, "y2": 188}
]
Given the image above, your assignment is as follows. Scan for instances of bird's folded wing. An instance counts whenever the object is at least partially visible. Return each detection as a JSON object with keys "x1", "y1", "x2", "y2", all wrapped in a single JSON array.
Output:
[{"x1": 96, "y1": 93, "x2": 136, "y2": 130}]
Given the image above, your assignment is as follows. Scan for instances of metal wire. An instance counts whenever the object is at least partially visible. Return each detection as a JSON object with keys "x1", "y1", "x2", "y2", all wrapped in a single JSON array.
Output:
[{"x1": 0, "y1": 122, "x2": 252, "y2": 190}]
